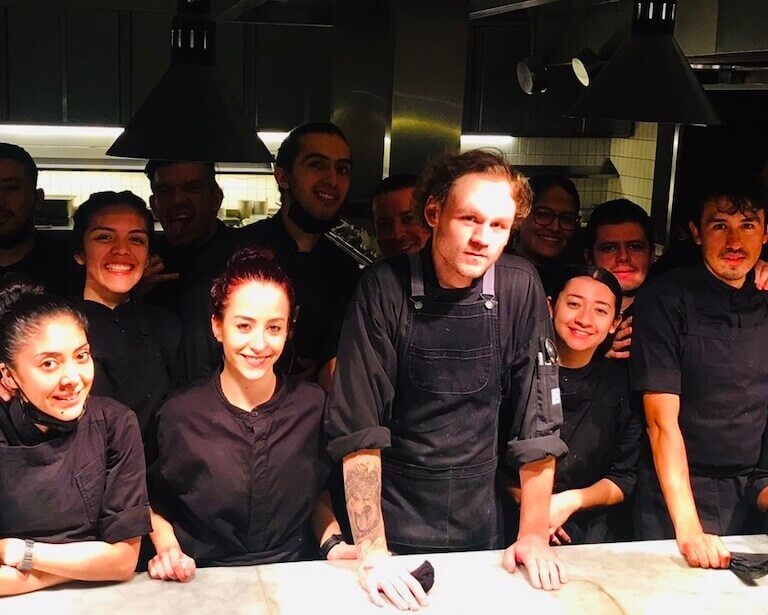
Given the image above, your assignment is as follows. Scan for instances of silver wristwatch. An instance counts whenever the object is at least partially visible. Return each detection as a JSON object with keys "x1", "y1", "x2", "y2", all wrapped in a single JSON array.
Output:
[{"x1": 17, "y1": 539, "x2": 35, "y2": 572}]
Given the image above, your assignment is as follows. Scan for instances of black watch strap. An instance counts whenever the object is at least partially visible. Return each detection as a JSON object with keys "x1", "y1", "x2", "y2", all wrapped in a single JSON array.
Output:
[
  {"x1": 18, "y1": 539, "x2": 35, "y2": 571},
  {"x1": 319, "y1": 533, "x2": 345, "y2": 559}
]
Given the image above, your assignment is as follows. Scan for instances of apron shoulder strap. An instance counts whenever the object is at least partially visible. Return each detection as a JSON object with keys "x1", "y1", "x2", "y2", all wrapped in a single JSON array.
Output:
[{"x1": 408, "y1": 252, "x2": 425, "y2": 310}]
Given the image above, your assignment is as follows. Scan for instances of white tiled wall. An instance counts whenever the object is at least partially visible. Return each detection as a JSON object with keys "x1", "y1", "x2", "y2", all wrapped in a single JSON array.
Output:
[
  {"x1": 37, "y1": 170, "x2": 282, "y2": 221},
  {"x1": 606, "y1": 122, "x2": 658, "y2": 212},
  {"x1": 479, "y1": 123, "x2": 658, "y2": 218}
]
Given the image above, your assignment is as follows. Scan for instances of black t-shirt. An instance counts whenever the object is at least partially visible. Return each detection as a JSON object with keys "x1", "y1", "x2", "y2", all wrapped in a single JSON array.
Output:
[
  {"x1": 78, "y1": 298, "x2": 181, "y2": 436},
  {"x1": 630, "y1": 266, "x2": 768, "y2": 395},
  {"x1": 0, "y1": 233, "x2": 75, "y2": 296},
  {"x1": 148, "y1": 374, "x2": 332, "y2": 566},
  {"x1": 144, "y1": 222, "x2": 237, "y2": 385},
  {"x1": 556, "y1": 359, "x2": 640, "y2": 497},
  {"x1": 325, "y1": 250, "x2": 567, "y2": 469},
  {"x1": 238, "y1": 214, "x2": 362, "y2": 367},
  {"x1": 0, "y1": 396, "x2": 151, "y2": 544}
]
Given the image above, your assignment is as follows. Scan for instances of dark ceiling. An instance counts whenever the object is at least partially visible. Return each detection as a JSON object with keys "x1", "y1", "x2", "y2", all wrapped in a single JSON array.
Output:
[{"x1": 210, "y1": 0, "x2": 569, "y2": 25}]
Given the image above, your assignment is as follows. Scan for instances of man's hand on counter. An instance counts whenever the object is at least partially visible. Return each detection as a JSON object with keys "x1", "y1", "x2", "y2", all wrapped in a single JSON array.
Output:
[
  {"x1": 676, "y1": 531, "x2": 731, "y2": 569},
  {"x1": 135, "y1": 255, "x2": 180, "y2": 296},
  {"x1": 358, "y1": 551, "x2": 429, "y2": 611},
  {"x1": 502, "y1": 534, "x2": 568, "y2": 591}
]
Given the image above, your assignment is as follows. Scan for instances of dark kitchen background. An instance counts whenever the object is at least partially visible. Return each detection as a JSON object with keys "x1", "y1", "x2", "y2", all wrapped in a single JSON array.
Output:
[{"x1": 1, "y1": 0, "x2": 767, "y2": 246}]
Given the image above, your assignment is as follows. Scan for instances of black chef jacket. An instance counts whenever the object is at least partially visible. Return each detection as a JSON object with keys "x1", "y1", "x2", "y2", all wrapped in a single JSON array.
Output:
[
  {"x1": 556, "y1": 360, "x2": 640, "y2": 498},
  {"x1": 78, "y1": 298, "x2": 181, "y2": 437},
  {"x1": 144, "y1": 221, "x2": 237, "y2": 385},
  {"x1": 0, "y1": 396, "x2": 151, "y2": 544},
  {"x1": 631, "y1": 265, "x2": 768, "y2": 481},
  {"x1": 326, "y1": 252, "x2": 566, "y2": 469},
  {"x1": 631, "y1": 266, "x2": 768, "y2": 395},
  {"x1": 238, "y1": 214, "x2": 361, "y2": 369},
  {"x1": 148, "y1": 374, "x2": 332, "y2": 567},
  {"x1": 0, "y1": 233, "x2": 76, "y2": 297}
]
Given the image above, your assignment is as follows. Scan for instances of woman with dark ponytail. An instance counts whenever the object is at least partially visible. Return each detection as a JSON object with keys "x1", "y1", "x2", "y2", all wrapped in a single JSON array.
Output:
[
  {"x1": 0, "y1": 275, "x2": 151, "y2": 596},
  {"x1": 145, "y1": 246, "x2": 354, "y2": 581}
]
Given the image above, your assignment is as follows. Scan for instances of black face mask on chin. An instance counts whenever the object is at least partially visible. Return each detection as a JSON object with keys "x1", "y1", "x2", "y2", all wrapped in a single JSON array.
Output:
[
  {"x1": 10, "y1": 376, "x2": 82, "y2": 434},
  {"x1": 0, "y1": 216, "x2": 35, "y2": 250},
  {"x1": 286, "y1": 199, "x2": 340, "y2": 235},
  {"x1": 20, "y1": 399, "x2": 80, "y2": 433}
]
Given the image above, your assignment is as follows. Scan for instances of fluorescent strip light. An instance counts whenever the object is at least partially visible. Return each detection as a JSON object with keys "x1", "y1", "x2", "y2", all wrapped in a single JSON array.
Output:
[
  {"x1": 460, "y1": 134, "x2": 515, "y2": 148},
  {"x1": 0, "y1": 124, "x2": 124, "y2": 138}
]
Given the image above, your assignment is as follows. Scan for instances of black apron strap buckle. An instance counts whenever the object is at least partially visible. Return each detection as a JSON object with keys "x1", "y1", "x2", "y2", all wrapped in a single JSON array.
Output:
[{"x1": 408, "y1": 253, "x2": 426, "y2": 310}]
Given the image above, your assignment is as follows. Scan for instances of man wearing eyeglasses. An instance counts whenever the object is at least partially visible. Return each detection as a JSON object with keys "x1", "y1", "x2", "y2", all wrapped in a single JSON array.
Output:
[{"x1": 513, "y1": 175, "x2": 582, "y2": 292}]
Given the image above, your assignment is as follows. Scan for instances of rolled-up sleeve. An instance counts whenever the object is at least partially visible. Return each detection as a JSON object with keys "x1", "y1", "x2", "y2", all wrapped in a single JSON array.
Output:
[
  {"x1": 503, "y1": 271, "x2": 567, "y2": 468},
  {"x1": 630, "y1": 282, "x2": 684, "y2": 394},
  {"x1": 326, "y1": 266, "x2": 400, "y2": 462},
  {"x1": 99, "y1": 403, "x2": 152, "y2": 543}
]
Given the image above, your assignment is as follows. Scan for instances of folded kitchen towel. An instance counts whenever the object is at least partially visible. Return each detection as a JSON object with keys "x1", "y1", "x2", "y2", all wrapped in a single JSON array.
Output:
[
  {"x1": 729, "y1": 552, "x2": 768, "y2": 586},
  {"x1": 411, "y1": 560, "x2": 435, "y2": 593}
]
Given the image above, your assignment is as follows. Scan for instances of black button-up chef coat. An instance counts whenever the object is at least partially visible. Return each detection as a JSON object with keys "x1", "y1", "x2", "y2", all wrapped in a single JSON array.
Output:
[
  {"x1": 0, "y1": 396, "x2": 152, "y2": 544},
  {"x1": 556, "y1": 359, "x2": 641, "y2": 497},
  {"x1": 79, "y1": 298, "x2": 181, "y2": 437},
  {"x1": 148, "y1": 374, "x2": 332, "y2": 567}
]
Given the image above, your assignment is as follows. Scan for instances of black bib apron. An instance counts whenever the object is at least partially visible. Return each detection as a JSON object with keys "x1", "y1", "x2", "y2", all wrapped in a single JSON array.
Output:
[
  {"x1": 635, "y1": 292, "x2": 768, "y2": 538},
  {"x1": 382, "y1": 254, "x2": 503, "y2": 553}
]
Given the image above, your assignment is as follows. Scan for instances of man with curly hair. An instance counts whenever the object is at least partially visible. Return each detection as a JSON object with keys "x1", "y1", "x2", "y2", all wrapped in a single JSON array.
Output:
[{"x1": 326, "y1": 149, "x2": 568, "y2": 608}]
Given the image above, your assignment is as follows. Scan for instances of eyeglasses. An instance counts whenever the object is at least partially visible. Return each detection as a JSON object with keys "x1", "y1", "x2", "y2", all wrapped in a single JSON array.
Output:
[{"x1": 532, "y1": 206, "x2": 581, "y2": 231}]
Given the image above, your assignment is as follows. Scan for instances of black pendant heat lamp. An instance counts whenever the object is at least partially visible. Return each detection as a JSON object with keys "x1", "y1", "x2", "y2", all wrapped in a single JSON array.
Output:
[
  {"x1": 568, "y1": 0, "x2": 719, "y2": 125},
  {"x1": 107, "y1": 0, "x2": 272, "y2": 163}
]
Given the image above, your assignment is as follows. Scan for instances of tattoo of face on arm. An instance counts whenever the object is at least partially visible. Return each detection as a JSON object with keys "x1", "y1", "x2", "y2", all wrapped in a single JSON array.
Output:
[{"x1": 345, "y1": 462, "x2": 384, "y2": 548}]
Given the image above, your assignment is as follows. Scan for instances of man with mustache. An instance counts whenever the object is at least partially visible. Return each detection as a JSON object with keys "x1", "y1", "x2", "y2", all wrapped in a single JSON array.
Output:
[
  {"x1": 0, "y1": 143, "x2": 73, "y2": 296},
  {"x1": 584, "y1": 199, "x2": 654, "y2": 360},
  {"x1": 326, "y1": 150, "x2": 568, "y2": 610},
  {"x1": 630, "y1": 175, "x2": 768, "y2": 568},
  {"x1": 371, "y1": 174, "x2": 429, "y2": 258},
  {"x1": 143, "y1": 160, "x2": 234, "y2": 384},
  {"x1": 239, "y1": 123, "x2": 361, "y2": 389}
]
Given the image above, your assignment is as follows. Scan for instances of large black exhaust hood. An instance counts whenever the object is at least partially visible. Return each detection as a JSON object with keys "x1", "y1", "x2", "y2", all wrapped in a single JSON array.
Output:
[
  {"x1": 107, "y1": 0, "x2": 272, "y2": 163},
  {"x1": 568, "y1": 0, "x2": 719, "y2": 125}
]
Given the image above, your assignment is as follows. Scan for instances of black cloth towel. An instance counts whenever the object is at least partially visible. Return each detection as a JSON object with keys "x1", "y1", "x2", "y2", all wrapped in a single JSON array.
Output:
[
  {"x1": 729, "y1": 552, "x2": 768, "y2": 586},
  {"x1": 411, "y1": 560, "x2": 435, "y2": 593}
]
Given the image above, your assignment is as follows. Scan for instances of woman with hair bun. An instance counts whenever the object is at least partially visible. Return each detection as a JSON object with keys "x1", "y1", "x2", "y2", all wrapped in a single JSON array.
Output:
[
  {"x1": 72, "y1": 191, "x2": 180, "y2": 440},
  {"x1": 0, "y1": 275, "x2": 151, "y2": 596},
  {"x1": 146, "y1": 246, "x2": 354, "y2": 581}
]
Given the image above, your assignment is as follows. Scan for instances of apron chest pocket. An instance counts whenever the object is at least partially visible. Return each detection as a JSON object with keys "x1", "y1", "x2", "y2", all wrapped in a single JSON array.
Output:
[{"x1": 407, "y1": 344, "x2": 492, "y2": 394}]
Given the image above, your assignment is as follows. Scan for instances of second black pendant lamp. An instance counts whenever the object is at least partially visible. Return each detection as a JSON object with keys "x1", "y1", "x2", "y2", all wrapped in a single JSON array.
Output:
[
  {"x1": 568, "y1": 0, "x2": 719, "y2": 125},
  {"x1": 108, "y1": 0, "x2": 272, "y2": 163}
]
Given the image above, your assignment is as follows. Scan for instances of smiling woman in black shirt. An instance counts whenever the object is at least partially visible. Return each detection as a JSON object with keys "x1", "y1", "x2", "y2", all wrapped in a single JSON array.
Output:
[
  {"x1": 506, "y1": 266, "x2": 641, "y2": 544},
  {"x1": 546, "y1": 266, "x2": 641, "y2": 544},
  {"x1": 146, "y1": 246, "x2": 353, "y2": 582},
  {"x1": 0, "y1": 277, "x2": 151, "y2": 596},
  {"x1": 72, "y1": 192, "x2": 180, "y2": 440}
]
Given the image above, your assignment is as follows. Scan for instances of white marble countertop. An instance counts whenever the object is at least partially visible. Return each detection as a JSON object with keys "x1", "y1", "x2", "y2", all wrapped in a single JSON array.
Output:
[{"x1": 3, "y1": 536, "x2": 767, "y2": 614}]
